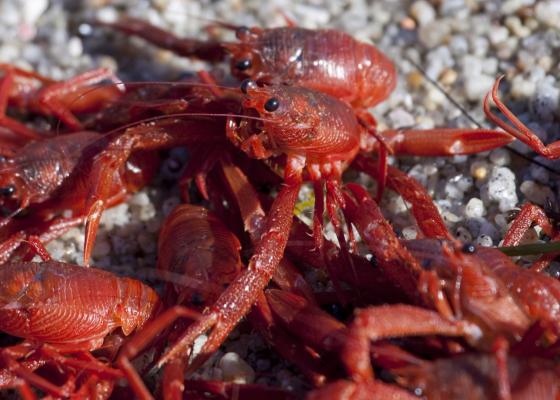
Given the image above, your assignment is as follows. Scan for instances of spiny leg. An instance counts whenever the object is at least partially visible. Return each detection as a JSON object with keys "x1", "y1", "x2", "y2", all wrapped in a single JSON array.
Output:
[
  {"x1": 341, "y1": 183, "x2": 424, "y2": 303},
  {"x1": 352, "y1": 154, "x2": 451, "y2": 240},
  {"x1": 35, "y1": 68, "x2": 122, "y2": 131},
  {"x1": 0, "y1": 67, "x2": 42, "y2": 139},
  {"x1": 484, "y1": 75, "x2": 560, "y2": 159},
  {"x1": 502, "y1": 203, "x2": 558, "y2": 272},
  {"x1": 82, "y1": 118, "x2": 223, "y2": 264},
  {"x1": 155, "y1": 155, "x2": 304, "y2": 371},
  {"x1": 95, "y1": 17, "x2": 228, "y2": 62},
  {"x1": 116, "y1": 306, "x2": 201, "y2": 400},
  {"x1": 341, "y1": 305, "x2": 474, "y2": 383}
]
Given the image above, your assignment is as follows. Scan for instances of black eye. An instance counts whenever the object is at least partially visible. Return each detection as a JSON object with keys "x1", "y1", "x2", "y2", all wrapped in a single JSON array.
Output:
[
  {"x1": 235, "y1": 26, "x2": 250, "y2": 39},
  {"x1": 0, "y1": 185, "x2": 15, "y2": 196},
  {"x1": 264, "y1": 97, "x2": 279, "y2": 112},
  {"x1": 461, "y1": 243, "x2": 476, "y2": 254},
  {"x1": 240, "y1": 79, "x2": 257, "y2": 94},
  {"x1": 235, "y1": 59, "x2": 252, "y2": 71}
]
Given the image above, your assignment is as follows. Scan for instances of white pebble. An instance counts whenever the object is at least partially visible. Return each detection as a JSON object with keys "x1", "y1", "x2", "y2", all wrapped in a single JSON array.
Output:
[
  {"x1": 418, "y1": 20, "x2": 451, "y2": 48},
  {"x1": 464, "y1": 74, "x2": 494, "y2": 102},
  {"x1": 100, "y1": 203, "x2": 129, "y2": 229},
  {"x1": 488, "y1": 26, "x2": 509, "y2": 45},
  {"x1": 402, "y1": 226, "x2": 418, "y2": 240},
  {"x1": 489, "y1": 148, "x2": 511, "y2": 166},
  {"x1": 505, "y1": 16, "x2": 530, "y2": 37},
  {"x1": 21, "y1": 0, "x2": 48, "y2": 25},
  {"x1": 465, "y1": 198, "x2": 486, "y2": 218},
  {"x1": 535, "y1": 1, "x2": 560, "y2": 28},
  {"x1": 501, "y1": 0, "x2": 535, "y2": 14},
  {"x1": 510, "y1": 75, "x2": 536, "y2": 99},
  {"x1": 388, "y1": 108, "x2": 415, "y2": 129},
  {"x1": 410, "y1": 1, "x2": 436, "y2": 26},
  {"x1": 96, "y1": 7, "x2": 119, "y2": 23},
  {"x1": 484, "y1": 167, "x2": 518, "y2": 212},
  {"x1": 67, "y1": 37, "x2": 83, "y2": 58},
  {"x1": 218, "y1": 353, "x2": 255, "y2": 384},
  {"x1": 475, "y1": 234, "x2": 494, "y2": 247}
]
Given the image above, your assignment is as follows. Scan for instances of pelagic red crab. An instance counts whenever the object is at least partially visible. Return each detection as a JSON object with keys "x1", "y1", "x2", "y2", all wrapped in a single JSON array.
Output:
[{"x1": 0, "y1": 6, "x2": 557, "y2": 400}]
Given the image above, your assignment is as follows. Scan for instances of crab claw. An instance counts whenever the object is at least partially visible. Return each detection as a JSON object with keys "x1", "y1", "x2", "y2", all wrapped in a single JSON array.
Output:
[{"x1": 379, "y1": 128, "x2": 514, "y2": 156}]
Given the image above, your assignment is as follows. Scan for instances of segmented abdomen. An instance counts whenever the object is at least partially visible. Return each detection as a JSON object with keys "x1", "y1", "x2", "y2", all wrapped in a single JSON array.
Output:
[
  {"x1": 157, "y1": 204, "x2": 243, "y2": 307},
  {"x1": 0, "y1": 261, "x2": 159, "y2": 349}
]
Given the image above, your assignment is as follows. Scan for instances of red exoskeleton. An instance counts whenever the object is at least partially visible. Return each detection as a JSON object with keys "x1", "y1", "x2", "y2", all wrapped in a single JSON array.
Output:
[
  {"x1": 0, "y1": 64, "x2": 123, "y2": 138},
  {"x1": 99, "y1": 16, "x2": 514, "y2": 197},
  {"x1": 0, "y1": 237, "x2": 161, "y2": 399}
]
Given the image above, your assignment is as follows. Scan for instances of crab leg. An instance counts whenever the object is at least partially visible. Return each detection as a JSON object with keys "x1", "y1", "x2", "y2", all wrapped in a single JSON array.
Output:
[
  {"x1": 352, "y1": 154, "x2": 451, "y2": 239},
  {"x1": 82, "y1": 118, "x2": 224, "y2": 264},
  {"x1": 484, "y1": 75, "x2": 560, "y2": 158},
  {"x1": 380, "y1": 127, "x2": 514, "y2": 156},
  {"x1": 95, "y1": 17, "x2": 228, "y2": 62},
  {"x1": 155, "y1": 155, "x2": 304, "y2": 370}
]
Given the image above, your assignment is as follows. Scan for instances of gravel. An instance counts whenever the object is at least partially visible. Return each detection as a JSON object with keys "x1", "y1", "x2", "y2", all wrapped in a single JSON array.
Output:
[{"x1": 2, "y1": 0, "x2": 560, "y2": 396}]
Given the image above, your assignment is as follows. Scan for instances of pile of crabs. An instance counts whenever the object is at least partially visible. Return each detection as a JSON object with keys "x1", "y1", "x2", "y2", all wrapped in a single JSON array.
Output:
[{"x1": 1, "y1": 17, "x2": 560, "y2": 400}]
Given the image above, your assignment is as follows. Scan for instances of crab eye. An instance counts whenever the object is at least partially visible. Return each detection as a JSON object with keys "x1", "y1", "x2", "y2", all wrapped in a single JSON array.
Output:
[
  {"x1": 235, "y1": 26, "x2": 250, "y2": 40},
  {"x1": 461, "y1": 243, "x2": 476, "y2": 254},
  {"x1": 240, "y1": 79, "x2": 257, "y2": 94},
  {"x1": 0, "y1": 185, "x2": 15, "y2": 196},
  {"x1": 235, "y1": 59, "x2": 252, "y2": 71},
  {"x1": 264, "y1": 97, "x2": 280, "y2": 112}
]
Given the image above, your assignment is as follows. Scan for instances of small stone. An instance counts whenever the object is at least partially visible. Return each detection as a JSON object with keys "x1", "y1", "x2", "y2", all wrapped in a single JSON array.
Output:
[
  {"x1": 501, "y1": 0, "x2": 535, "y2": 15},
  {"x1": 439, "y1": 68, "x2": 458, "y2": 85},
  {"x1": 470, "y1": 160, "x2": 490, "y2": 180},
  {"x1": 407, "y1": 71, "x2": 424, "y2": 90},
  {"x1": 21, "y1": 0, "x2": 48, "y2": 25},
  {"x1": 484, "y1": 167, "x2": 518, "y2": 212},
  {"x1": 67, "y1": 37, "x2": 83, "y2": 58},
  {"x1": 465, "y1": 198, "x2": 486, "y2": 218},
  {"x1": 425, "y1": 46, "x2": 454, "y2": 80},
  {"x1": 505, "y1": 16, "x2": 531, "y2": 38},
  {"x1": 455, "y1": 226, "x2": 473, "y2": 242},
  {"x1": 99, "y1": 203, "x2": 129, "y2": 230},
  {"x1": 442, "y1": 210, "x2": 461, "y2": 224},
  {"x1": 219, "y1": 353, "x2": 255, "y2": 384},
  {"x1": 418, "y1": 20, "x2": 451, "y2": 48},
  {"x1": 400, "y1": 17, "x2": 416, "y2": 30},
  {"x1": 489, "y1": 148, "x2": 511, "y2": 166},
  {"x1": 530, "y1": 79, "x2": 559, "y2": 122},
  {"x1": 479, "y1": 221, "x2": 500, "y2": 242},
  {"x1": 520, "y1": 180, "x2": 555, "y2": 206},
  {"x1": 402, "y1": 226, "x2": 418, "y2": 240},
  {"x1": 475, "y1": 234, "x2": 493, "y2": 247},
  {"x1": 510, "y1": 75, "x2": 536, "y2": 99},
  {"x1": 488, "y1": 26, "x2": 509, "y2": 45},
  {"x1": 535, "y1": 1, "x2": 560, "y2": 29},
  {"x1": 410, "y1": 1, "x2": 436, "y2": 26},
  {"x1": 96, "y1": 7, "x2": 119, "y2": 23},
  {"x1": 464, "y1": 74, "x2": 494, "y2": 102},
  {"x1": 388, "y1": 108, "x2": 415, "y2": 129},
  {"x1": 529, "y1": 164, "x2": 549, "y2": 184}
]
